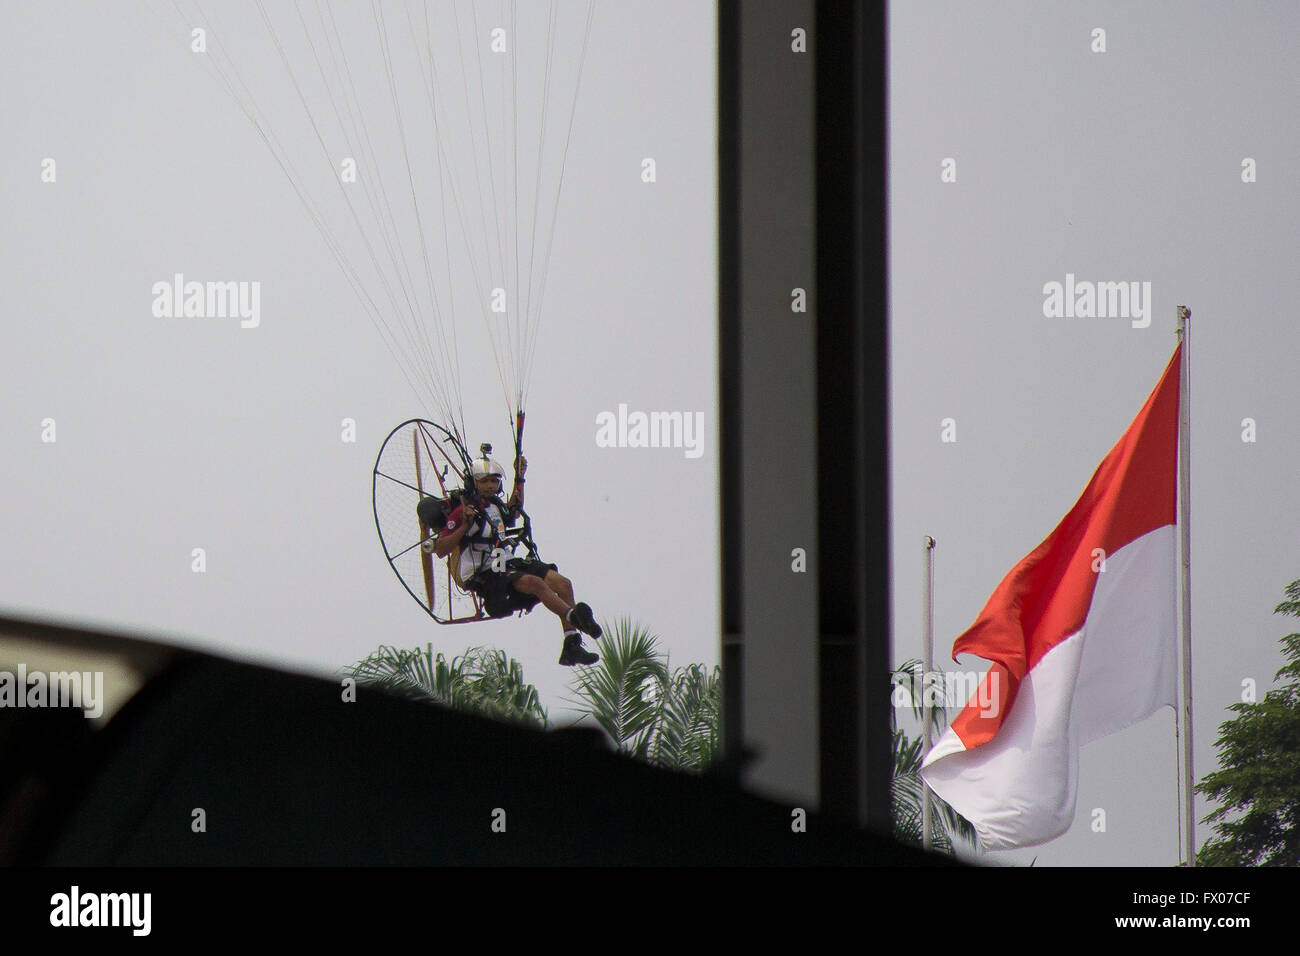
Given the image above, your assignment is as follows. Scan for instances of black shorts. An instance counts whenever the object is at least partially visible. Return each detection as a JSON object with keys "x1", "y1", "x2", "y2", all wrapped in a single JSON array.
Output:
[{"x1": 467, "y1": 558, "x2": 560, "y2": 619}]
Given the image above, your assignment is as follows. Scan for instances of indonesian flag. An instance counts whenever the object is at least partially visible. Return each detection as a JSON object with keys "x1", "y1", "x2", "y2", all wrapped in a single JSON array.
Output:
[{"x1": 921, "y1": 344, "x2": 1182, "y2": 850}]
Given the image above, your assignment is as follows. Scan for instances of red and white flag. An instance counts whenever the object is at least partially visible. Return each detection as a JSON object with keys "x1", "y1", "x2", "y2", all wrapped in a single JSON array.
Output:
[{"x1": 921, "y1": 345, "x2": 1182, "y2": 850}]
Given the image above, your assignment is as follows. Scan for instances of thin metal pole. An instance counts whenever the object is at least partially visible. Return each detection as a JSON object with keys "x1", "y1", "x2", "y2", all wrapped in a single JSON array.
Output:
[
  {"x1": 1176, "y1": 305, "x2": 1195, "y2": 866},
  {"x1": 922, "y1": 535, "x2": 936, "y2": 851}
]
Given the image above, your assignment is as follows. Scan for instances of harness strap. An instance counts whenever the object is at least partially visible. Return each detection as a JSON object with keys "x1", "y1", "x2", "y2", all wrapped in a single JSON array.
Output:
[{"x1": 452, "y1": 496, "x2": 526, "y2": 586}]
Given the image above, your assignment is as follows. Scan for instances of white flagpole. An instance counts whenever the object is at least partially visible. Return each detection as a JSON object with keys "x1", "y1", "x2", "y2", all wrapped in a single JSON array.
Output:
[
  {"x1": 1176, "y1": 305, "x2": 1195, "y2": 866},
  {"x1": 922, "y1": 535, "x2": 936, "y2": 851}
]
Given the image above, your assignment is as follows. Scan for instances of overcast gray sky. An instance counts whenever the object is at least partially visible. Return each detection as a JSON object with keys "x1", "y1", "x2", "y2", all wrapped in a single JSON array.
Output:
[
  {"x1": 889, "y1": 0, "x2": 1300, "y2": 864},
  {"x1": 1, "y1": 1, "x2": 717, "y2": 721}
]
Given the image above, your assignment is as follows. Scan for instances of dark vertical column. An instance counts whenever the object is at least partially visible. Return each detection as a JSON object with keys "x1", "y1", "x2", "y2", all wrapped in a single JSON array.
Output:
[
  {"x1": 720, "y1": 0, "x2": 819, "y2": 803},
  {"x1": 717, "y1": 0, "x2": 743, "y2": 772},
  {"x1": 815, "y1": 0, "x2": 892, "y2": 831}
]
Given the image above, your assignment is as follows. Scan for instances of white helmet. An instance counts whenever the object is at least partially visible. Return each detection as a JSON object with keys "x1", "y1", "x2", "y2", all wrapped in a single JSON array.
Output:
[{"x1": 469, "y1": 457, "x2": 505, "y2": 480}]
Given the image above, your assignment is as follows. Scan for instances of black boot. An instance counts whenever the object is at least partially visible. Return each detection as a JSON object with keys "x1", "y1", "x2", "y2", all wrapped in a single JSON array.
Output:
[
  {"x1": 559, "y1": 631, "x2": 599, "y2": 666},
  {"x1": 566, "y1": 602, "x2": 602, "y2": 639}
]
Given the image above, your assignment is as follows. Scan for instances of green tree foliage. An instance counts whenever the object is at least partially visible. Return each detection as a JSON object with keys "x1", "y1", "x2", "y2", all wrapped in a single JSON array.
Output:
[
  {"x1": 567, "y1": 619, "x2": 667, "y2": 758},
  {"x1": 649, "y1": 662, "x2": 722, "y2": 773},
  {"x1": 568, "y1": 618, "x2": 721, "y2": 773},
  {"x1": 347, "y1": 643, "x2": 547, "y2": 730},
  {"x1": 891, "y1": 659, "x2": 977, "y2": 853},
  {"x1": 347, "y1": 620, "x2": 721, "y2": 774},
  {"x1": 1196, "y1": 579, "x2": 1300, "y2": 867}
]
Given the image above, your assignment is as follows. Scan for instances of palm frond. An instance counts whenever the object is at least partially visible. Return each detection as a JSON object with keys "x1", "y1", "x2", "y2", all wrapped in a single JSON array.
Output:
[
  {"x1": 889, "y1": 661, "x2": 979, "y2": 854},
  {"x1": 346, "y1": 643, "x2": 547, "y2": 729},
  {"x1": 891, "y1": 772, "x2": 955, "y2": 853},
  {"x1": 892, "y1": 657, "x2": 952, "y2": 738},
  {"x1": 649, "y1": 662, "x2": 722, "y2": 773},
  {"x1": 566, "y1": 618, "x2": 667, "y2": 756}
]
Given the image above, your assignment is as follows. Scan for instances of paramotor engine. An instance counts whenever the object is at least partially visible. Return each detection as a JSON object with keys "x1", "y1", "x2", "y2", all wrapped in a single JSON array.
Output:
[{"x1": 372, "y1": 418, "x2": 539, "y2": 623}]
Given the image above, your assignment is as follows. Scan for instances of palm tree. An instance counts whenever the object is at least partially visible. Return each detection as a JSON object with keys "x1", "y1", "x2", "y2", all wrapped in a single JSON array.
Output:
[
  {"x1": 566, "y1": 618, "x2": 721, "y2": 773},
  {"x1": 346, "y1": 643, "x2": 547, "y2": 730},
  {"x1": 891, "y1": 658, "x2": 977, "y2": 852},
  {"x1": 648, "y1": 661, "x2": 722, "y2": 773}
]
